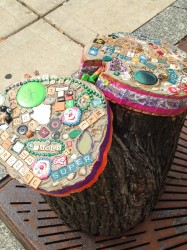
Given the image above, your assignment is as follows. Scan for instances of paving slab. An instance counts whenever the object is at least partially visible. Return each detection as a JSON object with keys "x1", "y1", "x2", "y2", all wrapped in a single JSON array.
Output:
[
  {"x1": 18, "y1": 0, "x2": 66, "y2": 16},
  {"x1": 45, "y1": 0, "x2": 175, "y2": 45},
  {"x1": 0, "y1": 19, "x2": 82, "y2": 92},
  {"x1": 0, "y1": 220, "x2": 25, "y2": 250},
  {"x1": 135, "y1": 6, "x2": 187, "y2": 44},
  {"x1": 0, "y1": 0, "x2": 38, "y2": 38}
]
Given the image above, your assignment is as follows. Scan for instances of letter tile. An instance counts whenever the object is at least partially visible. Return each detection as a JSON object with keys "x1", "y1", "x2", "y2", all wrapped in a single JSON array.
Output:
[
  {"x1": 59, "y1": 167, "x2": 68, "y2": 178},
  {"x1": 74, "y1": 157, "x2": 85, "y2": 168},
  {"x1": 13, "y1": 160, "x2": 23, "y2": 170},
  {"x1": 2, "y1": 139, "x2": 11, "y2": 150},
  {"x1": 30, "y1": 177, "x2": 42, "y2": 189},
  {"x1": 67, "y1": 162, "x2": 77, "y2": 174},
  {"x1": 0, "y1": 150, "x2": 11, "y2": 161},
  {"x1": 18, "y1": 166, "x2": 30, "y2": 176},
  {"x1": 6, "y1": 155, "x2": 17, "y2": 166},
  {"x1": 19, "y1": 150, "x2": 29, "y2": 159},
  {"x1": 51, "y1": 170, "x2": 62, "y2": 182},
  {"x1": 25, "y1": 155, "x2": 35, "y2": 165},
  {"x1": 83, "y1": 154, "x2": 93, "y2": 165},
  {"x1": 1, "y1": 131, "x2": 9, "y2": 141},
  {"x1": 23, "y1": 171, "x2": 34, "y2": 183}
]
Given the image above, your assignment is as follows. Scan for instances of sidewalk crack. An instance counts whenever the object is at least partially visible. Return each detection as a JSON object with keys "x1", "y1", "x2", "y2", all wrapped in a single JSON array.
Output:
[
  {"x1": 17, "y1": 0, "x2": 70, "y2": 18},
  {"x1": 43, "y1": 17, "x2": 85, "y2": 48}
]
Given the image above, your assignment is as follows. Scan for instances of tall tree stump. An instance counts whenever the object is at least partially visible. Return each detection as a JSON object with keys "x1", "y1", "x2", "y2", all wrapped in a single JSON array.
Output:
[
  {"x1": 43, "y1": 107, "x2": 186, "y2": 235},
  {"x1": 43, "y1": 32, "x2": 187, "y2": 235}
]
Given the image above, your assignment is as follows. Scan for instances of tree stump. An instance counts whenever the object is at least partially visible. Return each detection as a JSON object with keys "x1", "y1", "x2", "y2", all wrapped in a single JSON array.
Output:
[
  {"x1": 43, "y1": 32, "x2": 187, "y2": 235},
  {"x1": 43, "y1": 106, "x2": 186, "y2": 235}
]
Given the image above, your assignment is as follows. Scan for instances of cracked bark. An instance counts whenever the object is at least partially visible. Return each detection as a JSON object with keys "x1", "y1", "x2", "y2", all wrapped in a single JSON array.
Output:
[{"x1": 43, "y1": 105, "x2": 186, "y2": 235}]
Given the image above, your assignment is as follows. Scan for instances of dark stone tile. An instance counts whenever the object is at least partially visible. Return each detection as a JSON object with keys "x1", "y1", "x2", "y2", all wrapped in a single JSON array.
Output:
[{"x1": 134, "y1": 6, "x2": 187, "y2": 44}]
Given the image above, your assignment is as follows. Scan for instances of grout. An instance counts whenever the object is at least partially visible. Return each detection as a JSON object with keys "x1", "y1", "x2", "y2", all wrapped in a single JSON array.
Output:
[
  {"x1": 1, "y1": 18, "x2": 40, "y2": 41},
  {"x1": 17, "y1": 0, "x2": 69, "y2": 18},
  {"x1": 4, "y1": 0, "x2": 82, "y2": 47},
  {"x1": 16, "y1": 0, "x2": 38, "y2": 16},
  {"x1": 43, "y1": 17, "x2": 85, "y2": 48}
]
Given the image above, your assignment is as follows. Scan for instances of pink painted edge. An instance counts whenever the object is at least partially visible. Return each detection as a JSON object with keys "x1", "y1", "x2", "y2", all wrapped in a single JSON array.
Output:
[{"x1": 103, "y1": 90, "x2": 186, "y2": 115}]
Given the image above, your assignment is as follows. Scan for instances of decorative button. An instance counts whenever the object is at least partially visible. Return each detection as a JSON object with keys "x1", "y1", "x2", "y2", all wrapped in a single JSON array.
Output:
[
  {"x1": 47, "y1": 118, "x2": 62, "y2": 131},
  {"x1": 5, "y1": 116, "x2": 13, "y2": 124},
  {"x1": 17, "y1": 125, "x2": 28, "y2": 135},
  {"x1": 62, "y1": 133, "x2": 69, "y2": 140},
  {"x1": 51, "y1": 131, "x2": 60, "y2": 139},
  {"x1": 0, "y1": 106, "x2": 7, "y2": 112},
  {"x1": 5, "y1": 107, "x2": 12, "y2": 115},
  {"x1": 16, "y1": 81, "x2": 46, "y2": 108}
]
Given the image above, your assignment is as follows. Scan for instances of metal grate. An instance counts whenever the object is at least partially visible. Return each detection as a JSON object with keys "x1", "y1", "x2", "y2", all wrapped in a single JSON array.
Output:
[{"x1": 0, "y1": 118, "x2": 187, "y2": 250}]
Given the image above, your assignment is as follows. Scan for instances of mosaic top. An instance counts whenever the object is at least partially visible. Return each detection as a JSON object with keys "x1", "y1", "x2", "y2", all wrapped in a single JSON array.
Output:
[
  {"x1": 82, "y1": 32, "x2": 187, "y2": 116},
  {"x1": 0, "y1": 75, "x2": 112, "y2": 196}
]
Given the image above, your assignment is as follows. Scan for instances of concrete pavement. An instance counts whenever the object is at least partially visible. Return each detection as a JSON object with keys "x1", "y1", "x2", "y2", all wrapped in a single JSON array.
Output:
[{"x1": 0, "y1": 0, "x2": 186, "y2": 249}]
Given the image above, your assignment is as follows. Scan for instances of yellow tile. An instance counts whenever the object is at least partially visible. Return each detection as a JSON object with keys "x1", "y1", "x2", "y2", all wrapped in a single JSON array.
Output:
[
  {"x1": 13, "y1": 118, "x2": 21, "y2": 126},
  {"x1": 0, "y1": 150, "x2": 11, "y2": 161},
  {"x1": 28, "y1": 120, "x2": 38, "y2": 130},
  {"x1": 2, "y1": 139, "x2": 12, "y2": 150},
  {"x1": 30, "y1": 177, "x2": 42, "y2": 189},
  {"x1": 23, "y1": 171, "x2": 34, "y2": 183},
  {"x1": 19, "y1": 150, "x2": 29, "y2": 159},
  {"x1": 1, "y1": 131, "x2": 9, "y2": 141},
  {"x1": 94, "y1": 109, "x2": 105, "y2": 119},
  {"x1": 6, "y1": 155, "x2": 17, "y2": 166},
  {"x1": 13, "y1": 160, "x2": 23, "y2": 170},
  {"x1": 47, "y1": 87, "x2": 56, "y2": 95},
  {"x1": 25, "y1": 155, "x2": 35, "y2": 165},
  {"x1": 18, "y1": 166, "x2": 30, "y2": 176},
  {"x1": 8, "y1": 90, "x2": 16, "y2": 100},
  {"x1": 12, "y1": 108, "x2": 21, "y2": 117},
  {"x1": 86, "y1": 114, "x2": 98, "y2": 124},
  {"x1": 78, "y1": 120, "x2": 90, "y2": 130}
]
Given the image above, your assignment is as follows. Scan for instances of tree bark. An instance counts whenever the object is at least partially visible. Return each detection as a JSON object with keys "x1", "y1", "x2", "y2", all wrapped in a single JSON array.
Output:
[{"x1": 43, "y1": 105, "x2": 186, "y2": 235}]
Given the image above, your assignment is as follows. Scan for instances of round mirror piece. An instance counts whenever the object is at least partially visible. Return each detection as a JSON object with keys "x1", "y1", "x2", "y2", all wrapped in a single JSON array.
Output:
[{"x1": 134, "y1": 71, "x2": 158, "y2": 85}]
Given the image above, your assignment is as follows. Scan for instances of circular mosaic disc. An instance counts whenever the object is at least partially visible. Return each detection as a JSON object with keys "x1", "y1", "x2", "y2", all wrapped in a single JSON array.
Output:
[
  {"x1": 82, "y1": 32, "x2": 187, "y2": 116},
  {"x1": 0, "y1": 76, "x2": 112, "y2": 196}
]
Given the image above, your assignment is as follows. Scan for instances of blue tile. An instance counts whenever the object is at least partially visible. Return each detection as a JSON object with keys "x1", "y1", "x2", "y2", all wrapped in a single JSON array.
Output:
[
  {"x1": 67, "y1": 162, "x2": 77, "y2": 174},
  {"x1": 59, "y1": 166, "x2": 69, "y2": 178},
  {"x1": 74, "y1": 157, "x2": 85, "y2": 168},
  {"x1": 51, "y1": 170, "x2": 61, "y2": 182},
  {"x1": 83, "y1": 154, "x2": 93, "y2": 166}
]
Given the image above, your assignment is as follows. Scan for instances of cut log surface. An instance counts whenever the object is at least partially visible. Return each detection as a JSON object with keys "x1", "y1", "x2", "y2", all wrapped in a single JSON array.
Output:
[{"x1": 43, "y1": 104, "x2": 187, "y2": 235}]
